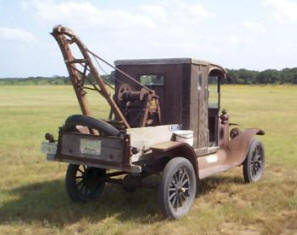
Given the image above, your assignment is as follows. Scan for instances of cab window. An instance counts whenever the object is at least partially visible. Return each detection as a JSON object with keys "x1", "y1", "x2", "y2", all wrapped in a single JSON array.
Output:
[{"x1": 139, "y1": 75, "x2": 165, "y2": 86}]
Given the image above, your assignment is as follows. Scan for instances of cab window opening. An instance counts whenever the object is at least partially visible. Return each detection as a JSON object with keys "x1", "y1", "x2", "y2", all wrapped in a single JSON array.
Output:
[{"x1": 139, "y1": 74, "x2": 165, "y2": 86}]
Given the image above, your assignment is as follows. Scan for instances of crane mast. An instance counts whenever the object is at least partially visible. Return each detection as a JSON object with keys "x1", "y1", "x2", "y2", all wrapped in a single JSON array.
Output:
[{"x1": 51, "y1": 25, "x2": 161, "y2": 129}]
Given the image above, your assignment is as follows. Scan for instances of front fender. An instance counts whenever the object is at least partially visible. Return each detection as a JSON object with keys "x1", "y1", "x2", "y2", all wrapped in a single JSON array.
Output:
[{"x1": 223, "y1": 128, "x2": 265, "y2": 166}]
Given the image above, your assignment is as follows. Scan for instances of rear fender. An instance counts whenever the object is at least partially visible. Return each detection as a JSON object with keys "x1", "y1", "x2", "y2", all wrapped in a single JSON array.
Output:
[
  {"x1": 224, "y1": 128, "x2": 265, "y2": 166},
  {"x1": 151, "y1": 141, "x2": 199, "y2": 179}
]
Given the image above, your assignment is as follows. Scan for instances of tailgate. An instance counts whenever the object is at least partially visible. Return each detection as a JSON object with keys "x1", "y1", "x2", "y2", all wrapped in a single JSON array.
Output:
[
  {"x1": 51, "y1": 132, "x2": 141, "y2": 172},
  {"x1": 59, "y1": 133, "x2": 125, "y2": 163}
]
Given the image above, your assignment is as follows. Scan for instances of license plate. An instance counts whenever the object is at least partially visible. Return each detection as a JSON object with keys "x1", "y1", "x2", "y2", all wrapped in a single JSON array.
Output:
[
  {"x1": 80, "y1": 138, "x2": 101, "y2": 155},
  {"x1": 41, "y1": 142, "x2": 57, "y2": 155}
]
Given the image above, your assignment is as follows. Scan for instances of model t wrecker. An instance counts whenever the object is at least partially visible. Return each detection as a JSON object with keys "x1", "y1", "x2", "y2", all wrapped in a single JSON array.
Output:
[{"x1": 42, "y1": 25, "x2": 265, "y2": 219}]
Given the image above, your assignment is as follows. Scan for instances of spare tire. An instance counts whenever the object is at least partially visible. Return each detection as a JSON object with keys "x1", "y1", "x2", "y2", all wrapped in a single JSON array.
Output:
[{"x1": 63, "y1": 114, "x2": 120, "y2": 137}]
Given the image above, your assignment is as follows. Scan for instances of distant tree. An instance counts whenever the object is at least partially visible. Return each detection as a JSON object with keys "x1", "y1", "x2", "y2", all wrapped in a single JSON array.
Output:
[{"x1": 1, "y1": 68, "x2": 297, "y2": 85}]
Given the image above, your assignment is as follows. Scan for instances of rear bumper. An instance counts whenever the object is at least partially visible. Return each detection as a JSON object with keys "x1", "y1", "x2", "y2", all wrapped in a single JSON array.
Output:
[{"x1": 41, "y1": 132, "x2": 142, "y2": 173}]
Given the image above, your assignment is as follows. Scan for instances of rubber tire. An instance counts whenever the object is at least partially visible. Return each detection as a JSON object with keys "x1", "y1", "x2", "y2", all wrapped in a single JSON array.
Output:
[
  {"x1": 65, "y1": 164, "x2": 106, "y2": 202},
  {"x1": 243, "y1": 140, "x2": 265, "y2": 183},
  {"x1": 159, "y1": 157, "x2": 197, "y2": 219},
  {"x1": 64, "y1": 114, "x2": 120, "y2": 136}
]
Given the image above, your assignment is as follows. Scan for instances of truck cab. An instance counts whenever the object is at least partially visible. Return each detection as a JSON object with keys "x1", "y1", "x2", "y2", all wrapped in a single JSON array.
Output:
[{"x1": 114, "y1": 58, "x2": 227, "y2": 150}]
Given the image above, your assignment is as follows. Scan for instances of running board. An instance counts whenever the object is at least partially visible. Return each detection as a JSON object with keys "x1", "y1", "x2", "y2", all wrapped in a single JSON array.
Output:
[{"x1": 199, "y1": 165, "x2": 233, "y2": 179}]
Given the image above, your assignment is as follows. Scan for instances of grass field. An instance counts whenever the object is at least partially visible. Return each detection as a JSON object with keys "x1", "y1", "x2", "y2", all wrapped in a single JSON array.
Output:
[{"x1": 0, "y1": 85, "x2": 296, "y2": 235}]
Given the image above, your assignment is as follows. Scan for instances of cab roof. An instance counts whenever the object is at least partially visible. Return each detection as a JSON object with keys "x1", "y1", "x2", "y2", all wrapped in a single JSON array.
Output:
[
  {"x1": 115, "y1": 58, "x2": 215, "y2": 66},
  {"x1": 114, "y1": 58, "x2": 227, "y2": 78}
]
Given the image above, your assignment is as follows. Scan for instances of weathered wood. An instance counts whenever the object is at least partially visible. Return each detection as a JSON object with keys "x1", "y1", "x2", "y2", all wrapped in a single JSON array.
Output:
[
  {"x1": 115, "y1": 58, "x2": 211, "y2": 66},
  {"x1": 150, "y1": 141, "x2": 184, "y2": 152},
  {"x1": 115, "y1": 58, "x2": 226, "y2": 149},
  {"x1": 60, "y1": 133, "x2": 124, "y2": 163}
]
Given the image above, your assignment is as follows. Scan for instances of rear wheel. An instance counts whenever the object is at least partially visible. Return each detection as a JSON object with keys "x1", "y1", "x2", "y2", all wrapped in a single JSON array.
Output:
[
  {"x1": 66, "y1": 164, "x2": 106, "y2": 202},
  {"x1": 159, "y1": 157, "x2": 196, "y2": 219},
  {"x1": 243, "y1": 140, "x2": 265, "y2": 183}
]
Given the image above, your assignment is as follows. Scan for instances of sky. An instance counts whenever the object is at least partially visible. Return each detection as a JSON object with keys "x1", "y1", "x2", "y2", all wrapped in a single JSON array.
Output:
[{"x1": 1, "y1": 0, "x2": 297, "y2": 77}]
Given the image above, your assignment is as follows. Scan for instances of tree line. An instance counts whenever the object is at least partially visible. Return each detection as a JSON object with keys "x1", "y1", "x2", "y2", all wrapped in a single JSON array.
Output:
[
  {"x1": 227, "y1": 68, "x2": 297, "y2": 84},
  {"x1": 1, "y1": 68, "x2": 297, "y2": 85},
  {"x1": 0, "y1": 74, "x2": 113, "y2": 85}
]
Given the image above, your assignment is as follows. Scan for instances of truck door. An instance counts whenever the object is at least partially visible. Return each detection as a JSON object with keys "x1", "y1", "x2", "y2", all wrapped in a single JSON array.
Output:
[
  {"x1": 197, "y1": 69, "x2": 209, "y2": 148},
  {"x1": 208, "y1": 76, "x2": 220, "y2": 146}
]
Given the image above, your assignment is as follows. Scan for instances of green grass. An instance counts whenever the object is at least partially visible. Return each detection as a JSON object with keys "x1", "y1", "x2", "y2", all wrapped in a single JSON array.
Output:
[{"x1": 0, "y1": 85, "x2": 296, "y2": 235}]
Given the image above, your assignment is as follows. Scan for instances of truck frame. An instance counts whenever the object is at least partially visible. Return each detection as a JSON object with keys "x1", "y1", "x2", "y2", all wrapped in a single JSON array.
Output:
[{"x1": 42, "y1": 25, "x2": 265, "y2": 219}]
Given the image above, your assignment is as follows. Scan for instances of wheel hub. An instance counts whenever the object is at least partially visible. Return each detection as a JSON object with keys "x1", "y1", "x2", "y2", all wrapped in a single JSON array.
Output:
[
  {"x1": 251, "y1": 146, "x2": 264, "y2": 177},
  {"x1": 72, "y1": 165, "x2": 106, "y2": 200},
  {"x1": 169, "y1": 168, "x2": 190, "y2": 209},
  {"x1": 84, "y1": 169, "x2": 100, "y2": 188}
]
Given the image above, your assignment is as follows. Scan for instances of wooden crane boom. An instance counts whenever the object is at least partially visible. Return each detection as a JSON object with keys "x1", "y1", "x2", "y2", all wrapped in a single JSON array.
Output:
[
  {"x1": 51, "y1": 25, "x2": 131, "y2": 128},
  {"x1": 52, "y1": 25, "x2": 161, "y2": 129}
]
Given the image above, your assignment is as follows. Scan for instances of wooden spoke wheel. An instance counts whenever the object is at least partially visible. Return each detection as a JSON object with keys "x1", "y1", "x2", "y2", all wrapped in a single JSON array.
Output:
[
  {"x1": 66, "y1": 164, "x2": 106, "y2": 202},
  {"x1": 243, "y1": 140, "x2": 265, "y2": 183},
  {"x1": 159, "y1": 157, "x2": 196, "y2": 219}
]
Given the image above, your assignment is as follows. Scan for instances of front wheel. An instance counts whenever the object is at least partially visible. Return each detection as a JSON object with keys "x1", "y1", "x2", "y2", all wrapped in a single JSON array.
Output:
[
  {"x1": 65, "y1": 164, "x2": 106, "y2": 202},
  {"x1": 159, "y1": 157, "x2": 197, "y2": 219},
  {"x1": 243, "y1": 140, "x2": 265, "y2": 183}
]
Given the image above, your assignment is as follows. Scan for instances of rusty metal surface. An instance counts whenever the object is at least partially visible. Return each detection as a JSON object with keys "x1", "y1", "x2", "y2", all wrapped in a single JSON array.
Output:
[
  {"x1": 116, "y1": 84, "x2": 161, "y2": 127},
  {"x1": 52, "y1": 25, "x2": 163, "y2": 129},
  {"x1": 51, "y1": 27, "x2": 91, "y2": 116},
  {"x1": 223, "y1": 128, "x2": 265, "y2": 166},
  {"x1": 52, "y1": 25, "x2": 130, "y2": 128},
  {"x1": 197, "y1": 128, "x2": 265, "y2": 179}
]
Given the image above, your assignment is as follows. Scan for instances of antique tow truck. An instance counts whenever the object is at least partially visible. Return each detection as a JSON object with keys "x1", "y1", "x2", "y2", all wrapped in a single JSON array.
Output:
[{"x1": 42, "y1": 25, "x2": 265, "y2": 219}]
